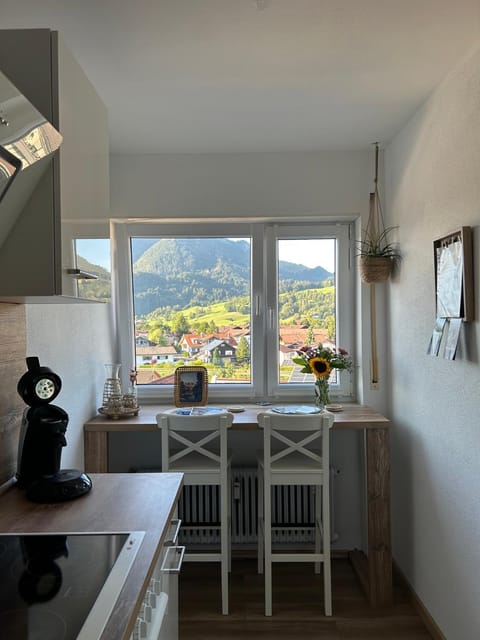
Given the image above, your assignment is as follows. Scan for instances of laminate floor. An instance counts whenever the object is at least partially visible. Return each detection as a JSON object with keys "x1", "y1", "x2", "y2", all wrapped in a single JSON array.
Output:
[{"x1": 179, "y1": 557, "x2": 432, "y2": 639}]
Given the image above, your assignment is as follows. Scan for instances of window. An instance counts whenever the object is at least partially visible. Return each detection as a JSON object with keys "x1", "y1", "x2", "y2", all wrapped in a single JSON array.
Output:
[
  {"x1": 73, "y1": 238, "x2": 111, "y2": 301},
  {"x1": 112, "y1": 220, "x2": 354, "y2": 403}
]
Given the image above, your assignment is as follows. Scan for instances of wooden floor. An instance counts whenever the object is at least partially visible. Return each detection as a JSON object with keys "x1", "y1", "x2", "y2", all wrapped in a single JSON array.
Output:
[{"x1": 179, "y1": 557, "x2": 433, "y2": 639}]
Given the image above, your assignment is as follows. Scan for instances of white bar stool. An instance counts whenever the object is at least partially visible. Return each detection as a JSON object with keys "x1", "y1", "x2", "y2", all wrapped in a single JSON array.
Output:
[
  {"x1": 257, "y1": 410, "x2": 334, "y2": 616},
  {"x1": 157, "y1": 409, "x2": 233, "y2": 615}
]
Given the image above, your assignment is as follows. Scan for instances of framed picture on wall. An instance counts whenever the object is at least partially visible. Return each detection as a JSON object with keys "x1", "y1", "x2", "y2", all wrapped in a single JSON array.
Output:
[{"x1": 174, "y1": 366, "x2": 208, "y2": 407}]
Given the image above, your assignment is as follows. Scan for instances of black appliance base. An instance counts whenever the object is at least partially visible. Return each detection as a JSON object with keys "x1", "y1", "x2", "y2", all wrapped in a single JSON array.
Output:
[{"x1": 26, "y1": 469, "x2": 92, "y2": 503}]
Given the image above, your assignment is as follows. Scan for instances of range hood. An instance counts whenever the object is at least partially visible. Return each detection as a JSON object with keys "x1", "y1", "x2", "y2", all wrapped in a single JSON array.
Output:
[{"x1": 0, "y1": 68, "x2": 62, "y2": 248}]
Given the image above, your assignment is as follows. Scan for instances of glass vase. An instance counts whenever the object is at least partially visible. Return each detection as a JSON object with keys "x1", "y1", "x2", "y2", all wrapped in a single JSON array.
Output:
[
  {"x1": 314, "y1": 378, "x2": 330, "y2": 411},
  {"x1": 102, "y1": 363, "x2": 122, "y2": 409}
]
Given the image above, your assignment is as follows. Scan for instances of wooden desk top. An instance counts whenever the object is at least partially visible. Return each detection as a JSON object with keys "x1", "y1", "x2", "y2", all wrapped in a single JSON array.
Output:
[
  {"x1": 0, "y1": 472, "x2": 183, "y2": 640},
  {"x1": 84, "y1": 402, "x2": 390, "y2": 432}
]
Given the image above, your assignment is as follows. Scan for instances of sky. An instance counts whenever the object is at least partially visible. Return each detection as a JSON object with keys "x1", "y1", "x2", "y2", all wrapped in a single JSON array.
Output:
[
  {"x1": 278, "y1": 239, "x2": 335, "y2": 273},
  {"x1": 76, "y1": 237, "x2": 336, "y2": 274}
]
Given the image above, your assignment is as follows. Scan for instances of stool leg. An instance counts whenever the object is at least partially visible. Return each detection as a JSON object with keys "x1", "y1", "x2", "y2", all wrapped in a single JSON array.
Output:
[
  {"x1": 323, "y1": 480, "x2": 332, "y2": 616},
  {"x1": 221, "y1": 481, "x2": 229, "y2": 615},
  {"x1": 315, "y1": 485, "x2": 321, "y2": 574},
  {"x1": 228, "y1": 467, "x2": 232, "y2": 573},
  {"x1": 257, "y1": 465, "x2": 264, "y2": 574},
  {"x1": 264, "y1": 478, "x2": 272, "y2": 616}
]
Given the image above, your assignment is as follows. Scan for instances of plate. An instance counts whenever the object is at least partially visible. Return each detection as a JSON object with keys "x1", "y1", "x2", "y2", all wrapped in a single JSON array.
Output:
[
  {"x1": 227, "y1": 406, "x2": 245, "y2": 413},
  {"x1": 271, "y1": 405, "x2": 321, "y2": 415},
  {"x1": 325, "y1": 404, "x2": 343, "y2": 412},
  {"x1": 174, "y1": 407, "x2": 224, "y2": 416}
]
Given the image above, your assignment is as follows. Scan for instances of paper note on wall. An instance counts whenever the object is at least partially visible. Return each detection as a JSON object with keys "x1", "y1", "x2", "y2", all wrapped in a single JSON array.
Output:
[
  {"x1": 436, "y1": 241, "x2": 463, "y2": 318},
  {"x1": 427, "y1": 317, "x2": 446, "y2": 356},
  {"x1": 444, "y1": 318, "x2": 462, "y2": 360}
]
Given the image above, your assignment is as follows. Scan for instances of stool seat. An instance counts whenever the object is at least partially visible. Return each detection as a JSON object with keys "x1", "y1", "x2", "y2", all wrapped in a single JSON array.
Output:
[
  {"x1": 169, "y1": 450, "x2": 233, "y2": 474},
  {"x1": 257, "y1": 451, "x2": 325, "y2": 474}
]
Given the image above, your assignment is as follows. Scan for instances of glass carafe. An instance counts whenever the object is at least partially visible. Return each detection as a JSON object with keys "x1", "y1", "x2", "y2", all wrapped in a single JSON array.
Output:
[{"x1": 102, "y1": 364, "x2": 122, "y2": 408}]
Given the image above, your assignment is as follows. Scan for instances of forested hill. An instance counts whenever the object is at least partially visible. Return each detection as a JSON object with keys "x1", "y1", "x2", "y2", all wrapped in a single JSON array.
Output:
[{"x1": 132, "y1": 238, "x2": 332, "y2": 317}]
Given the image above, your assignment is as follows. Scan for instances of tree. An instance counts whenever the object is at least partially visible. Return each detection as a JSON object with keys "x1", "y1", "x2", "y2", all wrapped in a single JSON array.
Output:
[
  {"x1": 305, "y1": 326, "x2": 315, "y2": 345},
  {"x1": 148, "y1": 327, "x2": 168, "y2": 345},
  {"x1": 208, "y1": 320, "x2": 218, "y2": 334},
  {"x1": 212, "y1": 348, "x2": 222, "y2": 366},
  {"x1": 236, "y1": 336, "x2": 250, "y2": 363},
  {"x1": 171, "y1": 312, "x2": 190, "y2": 336},
  {"x1": 326, "y1": 315, "x2": 336, "y2": 341}
]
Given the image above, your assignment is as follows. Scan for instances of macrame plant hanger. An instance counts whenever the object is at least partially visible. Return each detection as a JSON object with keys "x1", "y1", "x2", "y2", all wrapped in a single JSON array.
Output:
[{"x1": 368, "y1": 143, "x2": 382, "y2": 385}]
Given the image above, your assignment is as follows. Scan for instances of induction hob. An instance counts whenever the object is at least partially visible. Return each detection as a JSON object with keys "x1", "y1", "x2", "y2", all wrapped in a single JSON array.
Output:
[{"x1": 0, "y1": 531, "x2": 144, "y2": 640}]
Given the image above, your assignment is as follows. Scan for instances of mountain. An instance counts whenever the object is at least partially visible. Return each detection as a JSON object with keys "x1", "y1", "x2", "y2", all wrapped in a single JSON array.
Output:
[
  {"x1": 132, "y1": 238, "x2": 332, "y2": 317},
  {"x1": 76, "y1": 256, "x2": 112, "y2": 301}
]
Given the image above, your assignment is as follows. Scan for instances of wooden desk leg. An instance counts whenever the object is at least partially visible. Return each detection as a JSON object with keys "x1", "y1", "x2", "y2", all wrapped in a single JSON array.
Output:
[
  {"x1": 366, "y1": 427, "x2": 392, "y2": 605},
  {"x1": 84, "y1": 431, "x2": 109, "y2": 473},
  {"x1": 349, "y1": 427, "x2": 392, "y2": 605}
]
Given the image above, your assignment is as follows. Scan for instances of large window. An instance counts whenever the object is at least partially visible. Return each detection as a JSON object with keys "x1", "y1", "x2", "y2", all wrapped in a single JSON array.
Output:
[{"x1": 112, "y1": 220, "x2": 354, "y2": 403}]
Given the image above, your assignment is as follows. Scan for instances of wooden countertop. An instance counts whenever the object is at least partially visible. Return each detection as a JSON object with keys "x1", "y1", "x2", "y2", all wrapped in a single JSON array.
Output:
[
  {"x1": 85, "y1": 402, "x2": 390, "y2": 431},
  {"x1": 0, "y1": 472, "x2": 183, "y2": 640}
]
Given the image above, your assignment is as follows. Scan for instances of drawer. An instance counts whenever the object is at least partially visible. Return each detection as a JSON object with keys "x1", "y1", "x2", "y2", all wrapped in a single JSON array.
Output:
[{"x1": 131, "y1": 521, "x2": 184, "y2": 640}]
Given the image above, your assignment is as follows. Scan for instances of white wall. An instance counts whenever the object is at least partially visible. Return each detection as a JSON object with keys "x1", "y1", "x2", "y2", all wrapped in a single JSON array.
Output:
[
  {"x1": 386, "y1": 44, "x2": 480, "y2": 639},
  {"x1": 111, "y1": 150, "x2": 370, "y2": 219},
  {"x1": 26, "y1": 302, "x2": 115, "y2": 470}
]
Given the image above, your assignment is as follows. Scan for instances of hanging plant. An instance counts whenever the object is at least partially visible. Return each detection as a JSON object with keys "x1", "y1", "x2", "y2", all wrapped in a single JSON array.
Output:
[{"x1": 357, "y1": 143, "x2": 400, "y2": 283}]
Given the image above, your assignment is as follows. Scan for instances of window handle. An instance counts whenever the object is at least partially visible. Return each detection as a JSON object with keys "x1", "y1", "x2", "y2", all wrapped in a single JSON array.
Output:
[{"x1": 255, "y1": 295, "x2": 261, "y2": 317}]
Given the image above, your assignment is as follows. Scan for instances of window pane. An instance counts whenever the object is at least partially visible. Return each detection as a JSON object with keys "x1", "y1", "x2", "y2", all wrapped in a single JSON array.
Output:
[
  {"x1": 277, "y1": 238, "x2": 336, "y2": 385},
  {"x1": 74, "y1": 239, "x2": 111, "y2": 301},
  {"x1": 131, "y1": 237, "x2": 251, "y2": 387}
]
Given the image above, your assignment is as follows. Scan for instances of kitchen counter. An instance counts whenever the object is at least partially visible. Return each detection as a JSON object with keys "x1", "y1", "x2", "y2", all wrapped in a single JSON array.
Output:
[{"x1": 0, "y1": 472, "x2": 183, "y2": 640}]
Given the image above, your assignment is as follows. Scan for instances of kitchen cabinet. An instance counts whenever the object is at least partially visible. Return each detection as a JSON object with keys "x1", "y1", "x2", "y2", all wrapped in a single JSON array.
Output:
[
  {"x1": 0, "y1": 472, "x2": 184, "y2": 640},
  {"x1": 0, "y1": 29, "x2": 109, "y2": 302}
]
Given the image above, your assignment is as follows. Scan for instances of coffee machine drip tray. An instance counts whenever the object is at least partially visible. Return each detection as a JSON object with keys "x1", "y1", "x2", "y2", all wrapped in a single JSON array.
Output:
[
  {"x1": 0, "y1": 530, "x2": 144, "y2": 640},
  {"x1": 26, "y1": 470, "x2": 92, "y2": 503}
]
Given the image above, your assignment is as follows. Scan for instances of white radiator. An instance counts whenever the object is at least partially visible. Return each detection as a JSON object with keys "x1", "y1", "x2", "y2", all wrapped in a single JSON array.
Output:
[{"x1": 177, "y1": 468, "x2": 339, "y2": 545}]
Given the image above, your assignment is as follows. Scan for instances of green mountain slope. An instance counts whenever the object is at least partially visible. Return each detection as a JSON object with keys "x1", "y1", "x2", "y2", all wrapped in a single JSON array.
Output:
[
  {"x1": 76, "y1": 256, "x2": 111, "y2": 301},
  {"x1": 132, "y1": 238, "x2": 332, "y2": 317}
]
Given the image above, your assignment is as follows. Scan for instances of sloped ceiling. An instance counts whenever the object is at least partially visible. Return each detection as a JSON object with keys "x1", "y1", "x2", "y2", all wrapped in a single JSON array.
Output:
[{"x1": 1, "y1": 0, "x2": 479, "y2": 153}]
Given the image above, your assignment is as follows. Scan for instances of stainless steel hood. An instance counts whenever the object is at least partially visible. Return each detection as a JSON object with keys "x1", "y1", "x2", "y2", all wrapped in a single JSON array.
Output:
[{"x1": 0, "y1": 68, "x2": 62, "y2": 247}]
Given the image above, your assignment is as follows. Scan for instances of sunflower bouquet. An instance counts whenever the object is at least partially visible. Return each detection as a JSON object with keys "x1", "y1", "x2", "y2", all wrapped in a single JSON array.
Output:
[{"x1": 292, "y1": 343, "x2": 353, "y2": 407}]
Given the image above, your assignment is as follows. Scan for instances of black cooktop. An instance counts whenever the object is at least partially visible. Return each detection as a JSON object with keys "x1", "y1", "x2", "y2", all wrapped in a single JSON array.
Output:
[{"x1": 0, "y1": 532, "x2": 137, "y2": 640}]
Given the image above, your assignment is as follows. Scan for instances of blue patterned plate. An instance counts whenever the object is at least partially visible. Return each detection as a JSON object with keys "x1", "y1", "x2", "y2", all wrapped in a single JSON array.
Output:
[{"x1": 271, "y1": 405, "x2": 321, "y2": 415}]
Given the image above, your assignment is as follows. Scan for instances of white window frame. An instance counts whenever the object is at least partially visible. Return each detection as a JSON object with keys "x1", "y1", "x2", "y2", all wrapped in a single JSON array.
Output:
[{"x1": 111, "y1": 219, "x2": 355, "y2": 404}]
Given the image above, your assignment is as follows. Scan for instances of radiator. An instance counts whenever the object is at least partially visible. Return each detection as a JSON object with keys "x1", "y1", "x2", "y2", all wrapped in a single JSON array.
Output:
[{"x1": 177, "y1": 468, "x2": 338, "y2": 545}]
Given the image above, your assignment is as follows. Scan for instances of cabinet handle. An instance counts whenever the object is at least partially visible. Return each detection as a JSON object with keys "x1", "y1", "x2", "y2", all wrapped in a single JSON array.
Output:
[
  {"x1": 165, "y1": 519, "x2": 181, "y2": 546},
  {"x1": 66, "y1": 268, "x2": 98, "y2": 280},
  {"x1": 160, "y1": 545, "x2": 185, "y2": 574},
  {"x1": 136, "y1": 592, "x2": 168, "y2": 640}
]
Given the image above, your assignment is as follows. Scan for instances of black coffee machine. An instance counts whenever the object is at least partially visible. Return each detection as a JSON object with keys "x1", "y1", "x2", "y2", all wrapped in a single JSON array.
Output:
[{"x1": 16, "y1": 357, "x2": 92, "y2": 503}]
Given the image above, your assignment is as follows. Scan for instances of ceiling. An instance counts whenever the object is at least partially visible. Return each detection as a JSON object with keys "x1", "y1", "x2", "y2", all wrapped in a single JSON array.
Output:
[{"x1": 1, "y1": 0, "x2": 479, "y2": 154}]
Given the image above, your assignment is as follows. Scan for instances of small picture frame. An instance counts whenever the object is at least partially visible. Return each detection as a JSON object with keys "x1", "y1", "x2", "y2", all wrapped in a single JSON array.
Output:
[{"x1": 174, "y1": 366, "x2": 208, "y2": 407}]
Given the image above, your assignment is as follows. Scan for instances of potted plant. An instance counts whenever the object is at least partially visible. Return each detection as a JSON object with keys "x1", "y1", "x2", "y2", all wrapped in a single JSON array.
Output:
[
  {"x1": 357, "y1": 225, "x2": 400, "y2": 283},
  {"x1": 358, "y1": 143, "x2": 400, "y2": 283}
]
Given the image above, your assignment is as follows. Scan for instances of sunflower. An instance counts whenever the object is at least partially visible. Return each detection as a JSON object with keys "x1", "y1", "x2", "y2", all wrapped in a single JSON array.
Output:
[{"x1": 309, "y1": 357, "x2": 331, "y2": 379}]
